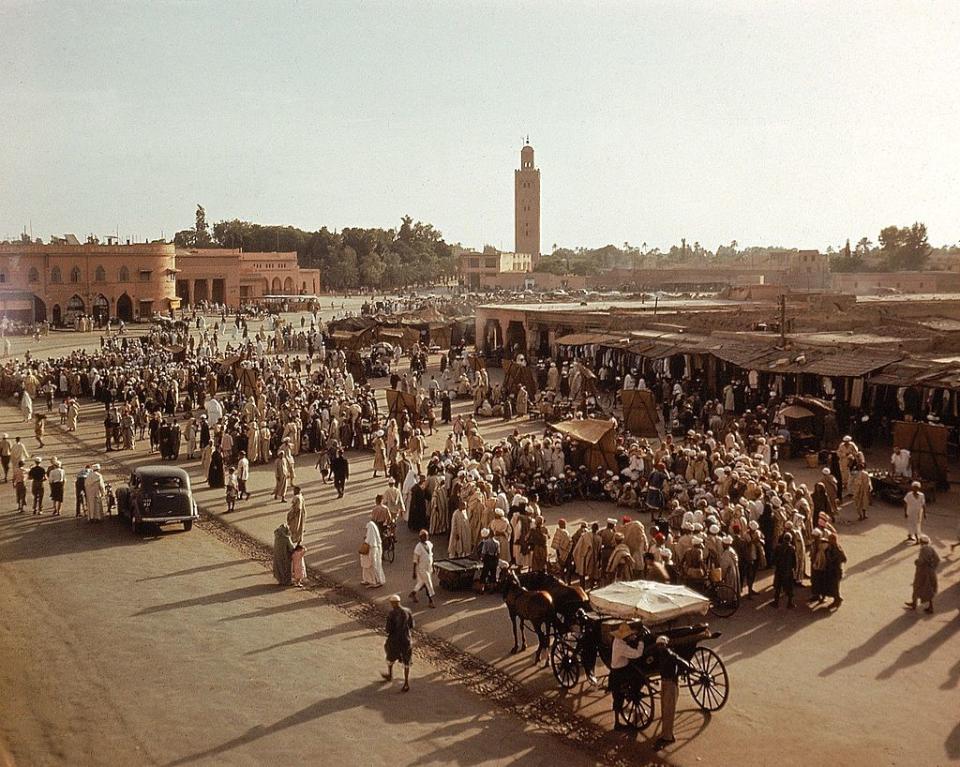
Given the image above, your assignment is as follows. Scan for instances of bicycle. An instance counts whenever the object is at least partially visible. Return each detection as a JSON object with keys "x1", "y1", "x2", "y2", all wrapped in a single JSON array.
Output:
[{"x1": 381, "y1": 522, "x2": 396, "y2": 563}]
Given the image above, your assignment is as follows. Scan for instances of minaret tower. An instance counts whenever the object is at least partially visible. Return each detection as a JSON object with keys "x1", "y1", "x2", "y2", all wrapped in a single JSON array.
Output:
[{"x1": 514, "y1": 137, "x2": 541, "y2": 262}]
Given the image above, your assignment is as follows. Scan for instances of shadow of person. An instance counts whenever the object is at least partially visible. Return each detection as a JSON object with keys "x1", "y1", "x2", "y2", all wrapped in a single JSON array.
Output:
[
  {"x1": 161, "y1": 672, "x2": 578, "y2": 767},
  {"x1": 818, "y1": 612, "x2": 918, "y2": 676},
  {"x1": 875, "y1": 580, "x2": 960, "y2": 679},
  {"x1": 842, "y1": 541, "x2": 909, "y2": 578},
  {"x1": 947, "y1": 720, "x2": 960, "y2": 760}
]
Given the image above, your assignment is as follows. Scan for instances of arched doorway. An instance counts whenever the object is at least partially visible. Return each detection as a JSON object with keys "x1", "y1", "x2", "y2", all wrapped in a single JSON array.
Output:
[
  {"x1": 283, "y1": 276, "x2": 294, "y2": 294},
  {"x1": 271, "y1": 277, "x2": 282, "y2": 293},
  {"x1": 52, "y1": 304, "x2": 62, "y2": 326},
  {"x1": 92, "y1": 294, "x2": 109, "y2": 326},
  {"x1": 116, "y1": 293, "x2": 133, "y2": 322},
  {"x1": 33, "y1": 296, "x2": 47, "y2": 323},
  {"x1": 483, "y1": 318, "x2": 502, "y2": 353},
  {"x1": 505, "y1": 320, "x2": 527, "y2": 358},
  {"x1": 66, "y1": 295, "x2": 85, "y2": 325}
]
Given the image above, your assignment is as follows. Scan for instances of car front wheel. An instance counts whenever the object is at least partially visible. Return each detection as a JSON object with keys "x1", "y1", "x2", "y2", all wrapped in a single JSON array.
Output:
[{"x1": 183, "y1": 520, "x2": 193, "y2": 532}]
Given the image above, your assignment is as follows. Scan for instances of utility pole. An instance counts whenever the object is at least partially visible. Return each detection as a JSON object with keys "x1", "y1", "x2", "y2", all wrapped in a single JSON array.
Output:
[{"x1": 779, "y1": 293, "x2": 787, "y2": 348}]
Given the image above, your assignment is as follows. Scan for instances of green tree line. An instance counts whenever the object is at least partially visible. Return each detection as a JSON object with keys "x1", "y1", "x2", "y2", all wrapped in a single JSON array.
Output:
[
  {"x1": 175, "y1": 206, "x2": 456, "y2": 290},
  {"x1": 538, "y1": 221, "x2": 951, "y2": 276}
]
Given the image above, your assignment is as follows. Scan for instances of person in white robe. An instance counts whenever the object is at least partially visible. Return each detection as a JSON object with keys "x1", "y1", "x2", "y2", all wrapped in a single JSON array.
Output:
[
  {"x1": 20, "y1": 390, "x2": 33, "y2": 422},
  {"x1": 360, "y1": 520, "x2": 385, "y2": 587},
  {"x1": 84, "y1": 464, "x2": 107, "y2": 521}
]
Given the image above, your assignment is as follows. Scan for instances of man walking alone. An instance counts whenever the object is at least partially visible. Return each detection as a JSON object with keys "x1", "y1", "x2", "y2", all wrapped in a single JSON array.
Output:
[{"x1": 381, "y1": 594, "x2": 414, "y2": 692}]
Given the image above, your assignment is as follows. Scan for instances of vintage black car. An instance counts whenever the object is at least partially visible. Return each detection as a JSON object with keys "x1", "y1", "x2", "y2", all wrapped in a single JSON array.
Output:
[{"x1": 116, "y1": 466, "x2": 199, "y2": 533}]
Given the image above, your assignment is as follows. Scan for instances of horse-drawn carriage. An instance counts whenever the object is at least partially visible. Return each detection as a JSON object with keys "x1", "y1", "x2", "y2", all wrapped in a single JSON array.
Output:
[{"x1": 549, "y1": 580, "x2": 729, "y2": 730}]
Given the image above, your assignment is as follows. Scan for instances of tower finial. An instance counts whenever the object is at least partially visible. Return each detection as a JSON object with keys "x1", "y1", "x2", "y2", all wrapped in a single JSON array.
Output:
[{"x1": 525, "y1": 134, "x2": 529, "y2": 145}]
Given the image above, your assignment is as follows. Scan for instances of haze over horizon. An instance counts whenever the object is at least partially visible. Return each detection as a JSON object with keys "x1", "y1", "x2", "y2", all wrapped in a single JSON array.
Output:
[{"x1": 2, "y1": 1, "x2": 959, "y2": 252}]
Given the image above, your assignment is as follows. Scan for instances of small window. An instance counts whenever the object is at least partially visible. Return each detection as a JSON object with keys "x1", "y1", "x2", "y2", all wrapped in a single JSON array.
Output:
[
  {"x1": 94, "y1": 266, "x2": 106, "y2": 282},
  {"x1": 28, "y1": 267, "x2": 39, "y2": 283},
  {"x1": 139, "y1": 270, "x2": 152, "y2": 282},
  {"x1": 70, "y1": 266, "x2": 82, "y2": 283},
  {"x1": 0, "y1": 272, "x2": 5, "y2": 283},
  {"x1": 50, "y1": 266, "x2": 62, "y2": 283},
  {"x1": 119, "y1": 266, "x2": 130, "y2": 282}
]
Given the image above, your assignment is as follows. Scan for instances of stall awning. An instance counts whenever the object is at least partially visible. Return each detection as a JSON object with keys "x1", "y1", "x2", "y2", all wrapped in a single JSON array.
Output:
[
  {"x1": 549, "y1": 418, "x2": 615, "y2": 444},
  {"x1": 555, "y1": 332, "x2": 624, "y2": 346},
  {"x1": 915, "y1": 366, "x2": 960, "y2": 392},
  {"x1": 868, "y1": 361, "x2": 948, "y2": 387}
]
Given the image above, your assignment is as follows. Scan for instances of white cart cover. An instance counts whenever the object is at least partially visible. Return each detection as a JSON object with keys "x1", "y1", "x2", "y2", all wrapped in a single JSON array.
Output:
[{"x1": 589, "y1": 580, "x2": 710, "y2": 623}]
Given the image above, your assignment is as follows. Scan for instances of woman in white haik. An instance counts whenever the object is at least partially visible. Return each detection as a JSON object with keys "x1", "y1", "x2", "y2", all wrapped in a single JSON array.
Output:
[{"x1": 360, "y1": 519, "x2": 385, "y2": 588}]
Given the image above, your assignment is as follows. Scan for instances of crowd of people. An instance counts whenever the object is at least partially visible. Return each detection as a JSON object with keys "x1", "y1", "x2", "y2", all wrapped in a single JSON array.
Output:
[{"x1": 0, "y1": 308, "x2": 952, "y2": 692}]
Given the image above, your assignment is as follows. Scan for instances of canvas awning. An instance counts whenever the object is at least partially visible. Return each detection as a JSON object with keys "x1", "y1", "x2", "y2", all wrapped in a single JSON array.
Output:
[
  {"x1": 922, "y1": 367, "x2": 960, "y2": 392},
  {"x1": 556, "y1": 333, "x2": 621, "y2": 346},
  {"x1": 778, "y1": 404, "x2": 814, "y2": 419},
  {"x1": 550, "y1": 418, "x2": 614, "y2": 444},
  {"x1": 868, "y1": 361, "x2": 947, "y2": 387}
]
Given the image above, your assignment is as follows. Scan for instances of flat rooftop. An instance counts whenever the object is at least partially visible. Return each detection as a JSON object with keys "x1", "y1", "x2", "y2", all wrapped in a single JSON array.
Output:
[
  {"x1": 856, "y1": 293, "x2": 960, "y2": 303},
  {"x1": 478, "y1": 298, "x2": 757, "y2": 313}
]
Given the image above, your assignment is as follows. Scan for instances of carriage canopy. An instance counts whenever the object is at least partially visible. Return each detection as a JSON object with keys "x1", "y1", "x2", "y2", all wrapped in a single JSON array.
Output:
[{"x1": 589, "y1": 580, "x2": 710, "y2": 624}]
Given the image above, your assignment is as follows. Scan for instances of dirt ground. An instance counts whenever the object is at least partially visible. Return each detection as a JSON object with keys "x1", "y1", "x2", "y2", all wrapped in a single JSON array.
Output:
[{"x1": 1, "y1": 307, "x2": 958, "y2": 766}]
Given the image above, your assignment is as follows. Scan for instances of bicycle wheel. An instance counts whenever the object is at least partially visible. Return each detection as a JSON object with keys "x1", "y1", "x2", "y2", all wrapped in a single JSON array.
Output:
[
  {"x1": 618, "y1": 680, "x2": 656, "y2": 730},
  {"x1": 550, "y1": 636, "x2": 581, "y2": 689},
  {"x1": 686, "y1": 647, "x2": 729, "y2": 711},
  {"x1": 384, "y1": 538, "x2": 395, "y2": 563},
  {"x1": 709, "y1": 583, "x2": 739, "y2": 618}
]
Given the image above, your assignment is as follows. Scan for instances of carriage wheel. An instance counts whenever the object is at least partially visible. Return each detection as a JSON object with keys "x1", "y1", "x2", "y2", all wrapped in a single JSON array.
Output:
[
  {"x1": 686, "y1": 647, "x2": 729, "y2": 711},
  {"x1": 709, "y1": 584, "x2": 739, "y2": 618},
  {"x1": 618, "y1": 680, "x2": 655, "y2": 730},
  {"x1": 550, "y1": 637, "x2": 580, "y2": 689}
]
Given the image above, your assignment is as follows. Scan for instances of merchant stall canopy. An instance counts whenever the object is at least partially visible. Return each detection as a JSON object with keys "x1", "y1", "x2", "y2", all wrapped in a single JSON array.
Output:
[
  {"x1": 385, "y1": 388, "x2": 419, "y2": 425},
  {"x1": 548, "y1": 418, "x2": 619, "y2": 473},
  {"x1": 344, "y1": 350, "x2": 368, "y2": 386},
  {"x1": 502, "y1": 359, "x2": 539, "y2": 397},
  {"x1": 621, "y1": 388, "x2": 659, "y2": 437}
]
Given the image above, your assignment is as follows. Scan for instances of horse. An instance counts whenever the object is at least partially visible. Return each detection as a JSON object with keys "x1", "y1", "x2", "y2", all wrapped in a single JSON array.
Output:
[
  {"x1": 518, "y1": 571, "x2": 590, "y2": 631},
  {"x1": 499, "y1": 567, "x2": 554, "y2": 664}
]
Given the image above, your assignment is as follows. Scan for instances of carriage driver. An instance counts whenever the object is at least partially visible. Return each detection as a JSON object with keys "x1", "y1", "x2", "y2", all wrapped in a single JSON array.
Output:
[{"x1": 610, "y1": 622, "x2": 646, "y2": 730}]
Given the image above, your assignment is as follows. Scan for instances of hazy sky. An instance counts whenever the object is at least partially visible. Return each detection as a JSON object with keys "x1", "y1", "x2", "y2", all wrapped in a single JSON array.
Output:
[{"x1": 2, "y1": 1, "x2": 959, "y2": 252}]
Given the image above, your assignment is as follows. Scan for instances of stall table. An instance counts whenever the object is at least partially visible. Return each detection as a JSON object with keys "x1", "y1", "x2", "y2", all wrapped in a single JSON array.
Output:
[
  {"x1": 433, "y1": 557, "x2": 481, "y2": 590},
  {"x1": 867, "y1": 471, "x2": 936, "y2": 505}
]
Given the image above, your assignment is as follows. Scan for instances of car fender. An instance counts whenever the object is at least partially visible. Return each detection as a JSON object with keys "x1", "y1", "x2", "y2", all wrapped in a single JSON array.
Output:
[{"x1": 115, "y1": 487, "x2": 131, "y2": 516}]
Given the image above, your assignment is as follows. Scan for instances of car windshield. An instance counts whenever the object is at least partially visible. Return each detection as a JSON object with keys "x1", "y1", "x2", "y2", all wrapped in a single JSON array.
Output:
[{"x1": 146, "y1": 476, "x2": 184, "y2": 491}]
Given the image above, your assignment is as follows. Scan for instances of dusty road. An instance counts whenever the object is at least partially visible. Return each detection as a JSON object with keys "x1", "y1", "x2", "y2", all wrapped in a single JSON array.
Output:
[{"x1": 0, "y1": 512, "x2": 591, "y2": 767}]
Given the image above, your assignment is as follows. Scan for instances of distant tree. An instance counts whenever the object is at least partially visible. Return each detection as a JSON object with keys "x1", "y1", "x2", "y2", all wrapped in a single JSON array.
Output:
[
  {"x1": 880, "y1": 222, "x2": 930, "y2": 270},
  {"x1": 194, "y1": 205, "x2": 212, "y2": 247},
  {"x1": 174, "y1": 204, "x2": 213, "y2": 248},
  {"x1": 829, "y1": 241, "x2": 864, "y2": 273}
]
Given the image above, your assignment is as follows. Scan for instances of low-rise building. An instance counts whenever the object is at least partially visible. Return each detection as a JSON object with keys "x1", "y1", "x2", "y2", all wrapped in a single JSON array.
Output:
[
  {"x1": 831, "y1": 271, "x2": 960, "y2": 295},
  {"x1": 175, "y1": 248, "x2": 321, "y2": 307},
  {"x1": 0, "y1": 240, "x2": 179, "y2": 324},
  {"x1": 460, "y1": 248, "x2": 532, "y2": 289},
  {"x1": 0, "y1": 238, "x2": 323, "y2": 325}
]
